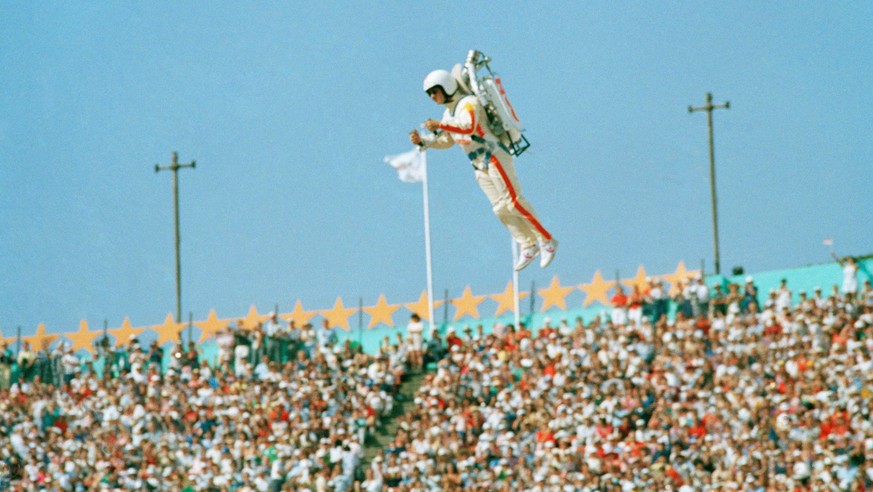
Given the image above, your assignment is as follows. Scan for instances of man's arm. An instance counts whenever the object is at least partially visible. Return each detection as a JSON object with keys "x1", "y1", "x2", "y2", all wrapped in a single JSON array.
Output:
[
  {"x1": 435, "y1": 99, "x2": 477, "y2": 135},
  {"x1": 410, "y1": 127, "x2": 454, "y2": 150}
]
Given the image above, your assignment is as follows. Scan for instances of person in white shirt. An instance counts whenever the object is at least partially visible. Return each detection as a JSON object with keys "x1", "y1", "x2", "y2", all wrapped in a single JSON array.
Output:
[
  {"x1": 648, "y1": 278, "x2": 667, "y2": 323},
  {"x1": 775, "y1": 278, "x2": 793, "y2": 311},
  {"x1": 253, "y1": 355, "x2": 272, "y2": 381},
  {"x1": 269, "y1": 453, "x2": 286, "y2": 492},
  {"x1": 694, "y1": 277, "x2": 710, "y2": 317},
  {"x1": 406, "y1": 314, "x2": 424, "y2": 372},
  {"x1": 61, "y1": 346, "x2": 80, "y2": 385},
  {"x1": 263, "y1": 312, "x2": 288, "y2": 362},
  {"x1": 360, "y1": 467, "x2": 383, "y2": 492},
  {"x1": 812, "y1": 287, "x2": 828, "y2": 309},
  {"x1": 832, "y1": 253, "x2": 858, "y2": 296}
]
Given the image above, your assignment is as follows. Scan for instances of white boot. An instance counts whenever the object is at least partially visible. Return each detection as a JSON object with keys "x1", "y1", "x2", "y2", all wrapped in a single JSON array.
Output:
[
  {"x1": 540, "y1": 239, "x2": 558, "y2": 268},
  {"x1": 514, "y1": 243, "x2": 540, "y2": 272}
]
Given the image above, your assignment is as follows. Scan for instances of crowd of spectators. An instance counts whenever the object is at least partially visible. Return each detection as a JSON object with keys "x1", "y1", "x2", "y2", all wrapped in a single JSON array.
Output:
[
  {"x1": 1, "y1": 266, "x2": 872, "y2": 491},
  {"x1": 366, "y1": 274, "x2": 873, "y2": 491},
  {"x1": 0, "y1": 316, "x2": 410, "y2": 491}
]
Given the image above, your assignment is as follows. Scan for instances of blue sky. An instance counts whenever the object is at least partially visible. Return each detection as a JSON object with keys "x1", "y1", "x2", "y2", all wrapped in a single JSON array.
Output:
[{"x1": 1, "y1": 2, "x2": 871, "y2": 337}]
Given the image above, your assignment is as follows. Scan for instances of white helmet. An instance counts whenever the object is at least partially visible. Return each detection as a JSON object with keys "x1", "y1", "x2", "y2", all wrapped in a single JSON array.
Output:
[{"x1": 422, "y1": 69, "x2": 457, "y2": 96}]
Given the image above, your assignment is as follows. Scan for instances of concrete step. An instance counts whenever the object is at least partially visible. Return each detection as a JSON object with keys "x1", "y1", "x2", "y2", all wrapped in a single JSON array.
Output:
[{"x1": 362, "y1": 370, "x2": 428, "y2": 465}]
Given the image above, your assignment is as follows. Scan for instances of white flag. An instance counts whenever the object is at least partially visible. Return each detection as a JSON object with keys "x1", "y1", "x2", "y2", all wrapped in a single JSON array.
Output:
[
  {"x1": 823, "y1": 238, "x2": 833, "y2": 246},
  {"x1": 384, "y1": 148, "x2": 425, "y2": 183}
]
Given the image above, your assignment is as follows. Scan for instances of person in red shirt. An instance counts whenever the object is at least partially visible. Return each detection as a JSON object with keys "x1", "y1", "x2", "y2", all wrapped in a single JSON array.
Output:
[
  {"x1": 829, "y1": 411, "x2": 851, "y2": 437},
  {"x1": 611, "y1": 286, "x2": 629, "y2": 326},
  {"x1": 688, "y1": 420, "x2": 707, "y2": 439},
  {"x1": 535, "y1": 423, "x2": 555, "y2": 444},
  {"x1": 764, "y1": 320, "x2": 783, "y2": 336},
  {"x1": 694, "y1": 313, "x2": 711, "y2": 336},
  {"x1": 596, "y1": 417, "x2": 614, "y2": 439},
  {"x1": 543, "y1": 362, "x2": 557, "y2": 378},
  {"x1": 538, "y1": 318, "x2": 556, "y2": 339},
  {"x1": 269, "y1": 404, "x2": 289, "y2": 423},
  {"x1": 446, "y1": 327, "x2": 463, "y2": 348},
  {"x1": 666, "y1": 465, "x2": 684, "y2": 487},
  {"x1": 628, "y1": 285, "x2": 644, "y2": 326},
  {"x1": 516, "y1": 322, "x2": 532, "y2": 341}
]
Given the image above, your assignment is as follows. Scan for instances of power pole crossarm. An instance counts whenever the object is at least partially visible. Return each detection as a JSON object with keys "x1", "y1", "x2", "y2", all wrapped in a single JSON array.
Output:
[
  {"x1": 688, "y1": 92, "x2": 730, "y2": 114},
  {"x1": 155, "y1": 152, "x2": 196, "y2": 323},
  {"x1": 689, "y1": 92, "x2": 729, "y2": 275}
]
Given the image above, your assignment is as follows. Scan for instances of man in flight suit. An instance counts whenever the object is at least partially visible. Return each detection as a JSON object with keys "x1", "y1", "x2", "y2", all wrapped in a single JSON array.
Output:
[{"x1": 410, "y1": 69, "x2": 557, "y2": 271}]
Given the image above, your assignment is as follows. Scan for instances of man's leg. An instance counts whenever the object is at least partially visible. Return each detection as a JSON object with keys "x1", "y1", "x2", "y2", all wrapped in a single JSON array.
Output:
[
  {"x1": 486, "y1": 152, "x2": 557, "y2": 268},
  {"x1": 474, "y1": 169, "x2": 536, "y2": 246},
  {"x1": 486, "y1": 153, "x2": 552, "y2": 244}
]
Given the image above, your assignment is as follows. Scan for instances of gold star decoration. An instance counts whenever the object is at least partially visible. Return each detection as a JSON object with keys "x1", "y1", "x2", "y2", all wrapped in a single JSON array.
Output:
[
  {"x1": 108, "y1": 317, "x2": 146, "y2": 348},
  {"x1": 451, "y1": 286, "x2": 487, "y2": 321},
  {"x1": 21, "y1": 323, "x2": 59, "y2": 351},
  {"x1": 490, "y1": 281, "x2": 530, "y2": 317},
  {"x1": 578, "y1": 270, "x2": 617, "y2": 307},
  {"x1": 239, "y1": 305, "x2": 269, "y2": 331},
  {"x1": 320, "y1": 297, "x2": 358, "y2": 331},
  {"x1": 65, "y1": 320, "x2": 101, "y2": 354},
  {"x1": 281, "y1": 300, "x2": 317, "y2": 327},
  {"x1": 26, "y1": 262, "x2": 714, "y2": 353},
  {"x1": 403, "y1": 290, "x2": 444, "y2": 322},
  {"x1": 661, "y1": 261, "x2": 701, "y2": 295},
  {"x1": 538, "y1": 275, "x2": 575, "y2": 311},
  {"x1": 194, "y1": 309, "x2": 229, "y2": 343},
  {"x1": 621, "y1": 265, "x2": 649, "y2": 292},
  {"x1": 363, "y1": 294, "x2": 400, "y2": 328},
  {"x1": 152, "y1": 313, "x2": 186, "y2": 347}
]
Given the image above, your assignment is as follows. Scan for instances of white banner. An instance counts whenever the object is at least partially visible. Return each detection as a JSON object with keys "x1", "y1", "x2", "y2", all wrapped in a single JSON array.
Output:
[{"x1": 384, "y1": 148, "x2": 425, "y2": 183}]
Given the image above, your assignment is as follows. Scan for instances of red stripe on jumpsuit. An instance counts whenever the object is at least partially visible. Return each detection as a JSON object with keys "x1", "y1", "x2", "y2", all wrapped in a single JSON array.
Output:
[
  {"x1": 439, "y1": 106, "x2": 476, "y2": 135},
  {"x1": 488, "y1": 154, "x2": 552, "y2": 242}
]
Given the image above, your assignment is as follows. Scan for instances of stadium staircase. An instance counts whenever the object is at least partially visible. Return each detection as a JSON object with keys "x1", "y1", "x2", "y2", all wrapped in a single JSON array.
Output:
[{"x1": 362, "y1": 369, "x2": 429, "y2": 464}]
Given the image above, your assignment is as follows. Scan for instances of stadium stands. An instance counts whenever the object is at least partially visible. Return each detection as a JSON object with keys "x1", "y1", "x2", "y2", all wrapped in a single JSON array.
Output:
[{"x1": 1, "y1": 265, "x2": 872, "y2": 490}]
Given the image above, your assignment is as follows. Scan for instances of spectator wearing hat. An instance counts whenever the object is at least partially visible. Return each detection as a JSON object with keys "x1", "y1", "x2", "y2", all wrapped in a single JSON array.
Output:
[{"x1": 742, "y1": 276, "x2": 759, "y2": 313}]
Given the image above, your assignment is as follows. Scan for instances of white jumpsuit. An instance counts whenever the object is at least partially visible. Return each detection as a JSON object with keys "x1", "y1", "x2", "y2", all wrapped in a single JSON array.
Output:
[{"x1": 425, "y1": 94, "x2": 552, "y2": 248}]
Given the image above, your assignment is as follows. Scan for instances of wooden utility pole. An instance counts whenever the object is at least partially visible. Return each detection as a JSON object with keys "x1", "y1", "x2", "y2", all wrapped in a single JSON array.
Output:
[
  {"x1": 155, "y1": 152, "x2": 196, "y2": 322},
  {"x1": 689, "y1": 93, "x2": 730, "y2": 275}
]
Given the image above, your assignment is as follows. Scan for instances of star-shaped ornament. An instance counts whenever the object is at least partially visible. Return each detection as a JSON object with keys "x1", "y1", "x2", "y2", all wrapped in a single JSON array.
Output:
[
  {"x1": 403, "y1": 290, "x2": 444, "y2": 322},
  {"x1": 451, "y1": 286, "x2": 487, "y2": 321},
  {"x1": 108, "y1": 317, "x2": 146, "y2": 348},
  {"x1": 319, "y1": 297, "x2": 358, "y2": 331},
  {"x1": 21, "y1": 323, "x2": 59, "y2": 352},
  {"x1": 281, "y1": 300, "x2": 317, "y2": 327},
  {"x1": 490, "y1": 281, "x2": 529, "y2": 316},
  {"x1": 538, "y1": 275, "x2": 575, "y2": 311},
  {"x1": 363, "y1": 294, "x2": 400, "y2": 328},
  {"x1": 578, "y1": 270, "x2": 616, "y2": 307},
  {"x1": 152, "y1": 313, "x2": 186, "y2": 347},
  {"x1": 621, "y1": 265, "x2": 649, "y2": 292},
  {"x1": 193, "y1": 309, "x2": 229, "y2": 343},
  {"x1": 65, "y1": 320, "x2": 101, "y2": 354},
  {"x1": 661, "y1": 261, "x2": 701, "y2": 295},
  {"x1": 239, "y1": 305, "x2": 269, "y2": 331}
]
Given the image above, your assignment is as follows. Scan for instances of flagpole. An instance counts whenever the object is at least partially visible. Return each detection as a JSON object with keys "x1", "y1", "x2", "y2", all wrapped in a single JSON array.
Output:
[
  {"x1": 421, "y1": 150, "x2": 436, "y2": 332},
  {"x1": 512, "y1": 240, "x2": 520, "y2": 329}
]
